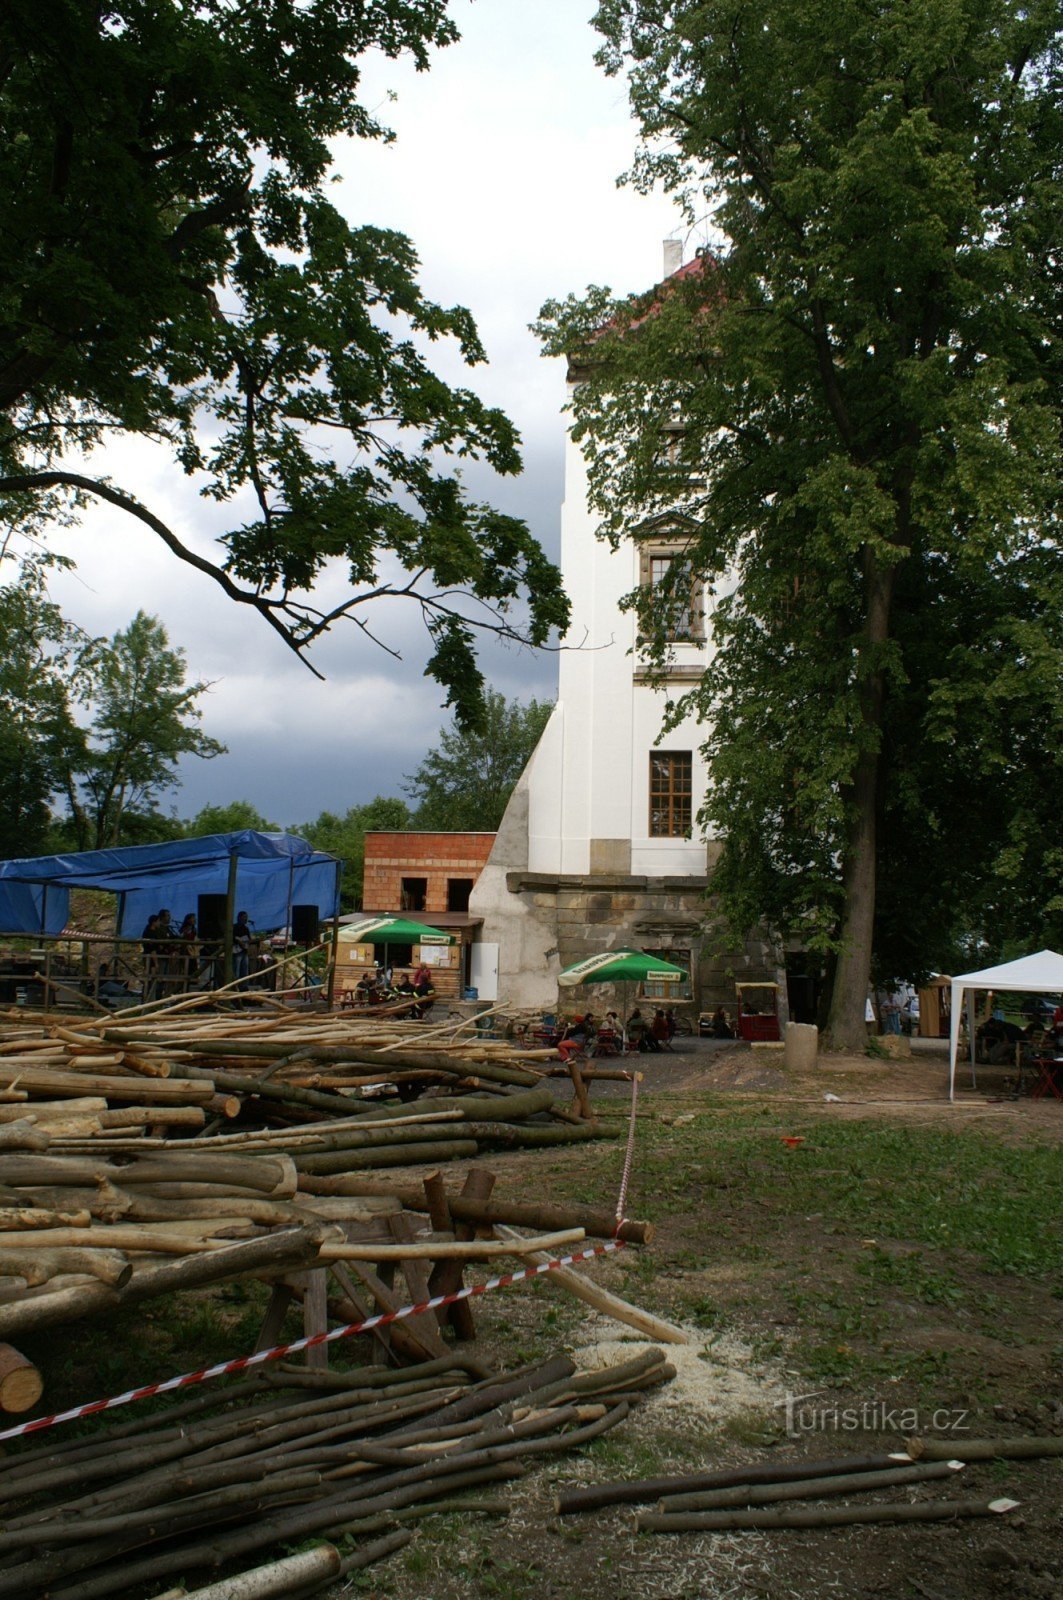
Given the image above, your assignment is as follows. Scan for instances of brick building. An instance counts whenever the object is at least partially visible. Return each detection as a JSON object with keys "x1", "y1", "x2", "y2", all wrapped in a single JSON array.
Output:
[
  {"x1": 335, "y1": 831, "x2": 497, "y2": 1003},
  {"x1": 361, "y1": 832, "x2": 496, "y2": 917}
]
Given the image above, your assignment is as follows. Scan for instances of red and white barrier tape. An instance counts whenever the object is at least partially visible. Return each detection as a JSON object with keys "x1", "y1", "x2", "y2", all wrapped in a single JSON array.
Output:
[
  {"x1": 0, "y1": 1069, "x2": 643, "y2": 1447},
  {"x1": 614, "y1": 1068, "x2": 640, "y2": 1232},
  {"x1": 0, "y1": 1239, "x2": 626, "y2": 1444}
]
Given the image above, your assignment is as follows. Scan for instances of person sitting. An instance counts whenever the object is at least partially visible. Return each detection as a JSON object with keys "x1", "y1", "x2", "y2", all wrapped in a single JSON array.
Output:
[
  {"x1": 558, "y1": 1013, "x2": 594, "y2": 1064},
  {"x1": 627, "y1": 1007, "x2": 659, "y2": 1052},
  {"x1": 651, "y1": 1009, "x2": 672, "y2": 1051},
  {"x1": 711, "y1": 1005, "x2": 734, "y2": 1039},
  {"x1": 354, "y1": 970, "x2": 376, "y2": 1006},
  {"x1": 978, "y1": 1015, "x2": 1025, "y2": 1065},
  {"x1": 394, "y1": 972, "x2": 418, "y2": 1009},
  {"x1": 596, "y1": 1010, "x2": 623, "y2": 1055}
]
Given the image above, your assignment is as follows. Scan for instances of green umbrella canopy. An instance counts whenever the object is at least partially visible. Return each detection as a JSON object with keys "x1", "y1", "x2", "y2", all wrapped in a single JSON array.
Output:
[
  {"x1": 558, "y1": 949, "x2": 688, "y2": 987},
  {"x1": 337, "y1": 916, "x2": 454, "y2": 946}
]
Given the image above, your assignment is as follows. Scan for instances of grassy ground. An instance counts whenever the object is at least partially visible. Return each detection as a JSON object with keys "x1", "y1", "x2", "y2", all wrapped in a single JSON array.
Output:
[{"x1": 9, "y1": 1051, "x2": 1063, "y2": 1599}]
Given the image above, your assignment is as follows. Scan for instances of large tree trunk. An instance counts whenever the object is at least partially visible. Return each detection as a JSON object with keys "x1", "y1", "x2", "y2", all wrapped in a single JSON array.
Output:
[{"x1": 823, "y1": 549, "x2": 895, "y2": 1051}]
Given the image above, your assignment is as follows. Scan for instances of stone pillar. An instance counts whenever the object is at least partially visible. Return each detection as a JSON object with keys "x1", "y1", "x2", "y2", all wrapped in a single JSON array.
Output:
[{"x1": 784, "y1": 1021, "x2": 818, "y2": 1071}]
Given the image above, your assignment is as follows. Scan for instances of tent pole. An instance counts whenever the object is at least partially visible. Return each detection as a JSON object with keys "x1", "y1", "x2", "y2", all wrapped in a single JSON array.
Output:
[
  {"x1": 40, "y1": 885, "x2": 50, "y2": 1014},
  {"x1": 222, "y1": 853, "x2": 237, "y2": 988},
  {"x1": 968, "y1": 992, "x2": 977, "y2": 1090},
  {"x1": 325, "y1": 859, "x2": 341, "y2": 1009}
]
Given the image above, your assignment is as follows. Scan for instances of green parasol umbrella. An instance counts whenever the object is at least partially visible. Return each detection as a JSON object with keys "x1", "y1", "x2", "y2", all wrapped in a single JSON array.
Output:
[
  {"x1": 558, "y1": 949, "x2": 689, "y2": 1047},
  {"x1": 337, "y1": 916, "x2": 454, "y2": 947},
  {"x1": 337, "y1": 916, "x2": 455, "y2": 988}
]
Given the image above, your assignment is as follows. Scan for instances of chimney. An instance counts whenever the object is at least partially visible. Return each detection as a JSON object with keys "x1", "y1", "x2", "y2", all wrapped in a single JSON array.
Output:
[{"x1": 662, "y1": 238, "x2": 683, "y2": 278}]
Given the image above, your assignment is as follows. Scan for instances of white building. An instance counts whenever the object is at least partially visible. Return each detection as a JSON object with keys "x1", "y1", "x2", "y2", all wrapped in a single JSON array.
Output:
[{"x1": 471, "y1": 245, "x2": 783, "y2": 1015}]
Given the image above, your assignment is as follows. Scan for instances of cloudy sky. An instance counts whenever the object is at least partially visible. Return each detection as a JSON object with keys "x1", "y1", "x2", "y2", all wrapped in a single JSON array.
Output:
[{"x1": 47, "y1": 1, "x2": 686, "y2": 826}]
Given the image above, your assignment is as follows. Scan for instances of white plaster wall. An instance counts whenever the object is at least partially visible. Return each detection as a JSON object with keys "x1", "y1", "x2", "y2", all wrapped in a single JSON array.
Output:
[
  {"x1": 470, "y1": 736, "x2": 560, "y2": 1008},
  {"x1": 526, "y1": 387, "x2": 713, "y2": 873}
]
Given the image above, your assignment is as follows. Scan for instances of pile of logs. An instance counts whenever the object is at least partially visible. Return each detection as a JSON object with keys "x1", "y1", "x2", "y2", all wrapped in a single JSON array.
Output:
[
  {"x1": 0, "y1": 1005, "x2": 609, "y2": 1138},
  {"x1": 0, "y1": 1153, "x2": 667, "y2": 1370},
  {"x1": 0, "y1": 1348, "x2": 676, "y2": 1600},
  {"x1": 0, "y1": 1004, "x2": 644, "y2": 1417}
]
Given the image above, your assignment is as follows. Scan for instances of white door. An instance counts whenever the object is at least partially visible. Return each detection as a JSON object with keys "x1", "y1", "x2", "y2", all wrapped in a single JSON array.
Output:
[{"x1": 469, "y1": 942, "x2": 499, "y2": 1002}]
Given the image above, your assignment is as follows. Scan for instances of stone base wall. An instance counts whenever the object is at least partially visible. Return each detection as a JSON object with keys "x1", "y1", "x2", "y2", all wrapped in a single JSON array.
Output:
[{"x1": 483, "y1": 868, "x2": 782, "y2": 1018}]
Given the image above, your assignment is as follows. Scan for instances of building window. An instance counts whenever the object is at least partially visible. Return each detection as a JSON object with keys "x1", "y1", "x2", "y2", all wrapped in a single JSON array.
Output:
[
  {"x1": 649, "y1": 752, "x2": 692, "y2": 838},
  {"x1": 446, "y1": 878, "x2": 473, "y2": 913},
  {"x1": 400, "y1": 877, "x2": 427, "y2": 912},
  {"x1": 641, "y1": 947, "x2": 692, "y2": 1000},
  {"x1": 639, "y1": 544, "x2": 705, "y2": 642}
]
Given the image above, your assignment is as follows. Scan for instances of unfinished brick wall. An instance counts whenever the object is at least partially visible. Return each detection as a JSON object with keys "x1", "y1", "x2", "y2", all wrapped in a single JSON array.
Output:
[{"x1": 362, "y1": 832, "x2": 496, "y2": 916}]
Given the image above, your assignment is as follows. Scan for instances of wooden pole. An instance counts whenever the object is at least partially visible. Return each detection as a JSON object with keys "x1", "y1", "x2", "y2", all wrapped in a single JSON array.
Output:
[
  {"x1": 636, "y1": 1497, "x2": 1020, "y2": 1532},
  {"x1": 494, "y1": 1225, "x2": 690, "y2": 1344},
  {"x1": 325, "y1": 861, "x2": 341, "y2": 1010},
  {"x1": 223, "y1": 852, "x2": 238, "y2": 988}
]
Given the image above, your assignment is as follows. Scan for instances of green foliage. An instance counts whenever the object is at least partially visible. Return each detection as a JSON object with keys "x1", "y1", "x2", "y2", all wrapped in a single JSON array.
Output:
[
  {"x1": 0, "y1": 584, "x2": 223, "y2": 852},
  {"x1": 404, "y1": 690, "x2": 553, "y2": 830},
  {"x1": 0, "y1": 1, "x2": 568, "y2": 716},
  {"x1": 541, "y1": 1, "x2": 1063, "y2": 1035},
  {"x1": 0, "y1": 570, "x2": 85, "y2": 856},
  {"x1": 297, "y1": 796, "x2": 412, "y2": 909},
  {"x1": 67, "y1": 612, "x2": 225, "y2": 849},
  {"x1": 190, "y1": 800, "x2": 277, "y2": 837}
]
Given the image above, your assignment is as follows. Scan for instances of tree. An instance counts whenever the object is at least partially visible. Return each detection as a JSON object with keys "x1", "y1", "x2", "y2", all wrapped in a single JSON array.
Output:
[
  {"x1": 405, "y1": 691, "x2": 553, "y2": 831},
  {"x1": 539, "y1": 1, "x2": 1062, "y2": 1047},
  {"x1": 189, "y1": 801, "x2": 277, "y2": 837},
  {"x1": 66, "y1": 613, "x2": 224, "y2": 850},
  {"x1": 0, "y1": 2, "x2": 568, "y2": 724},
  {"x1": 0, "y1": 572, "x2": 84, "y2": 857},
  {"x1": 298, "y1": 798, "x2": 412, "y2": 910}
]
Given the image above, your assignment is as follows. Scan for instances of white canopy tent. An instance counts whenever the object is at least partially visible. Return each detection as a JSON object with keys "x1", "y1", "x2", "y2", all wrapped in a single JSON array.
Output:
[{"x1": 948, "y1": 949, "x2": 1063, "y2": 1101}]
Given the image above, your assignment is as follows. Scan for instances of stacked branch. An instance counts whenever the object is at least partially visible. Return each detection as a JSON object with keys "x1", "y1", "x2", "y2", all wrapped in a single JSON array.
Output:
[
  {"x1": 0, "y1": 1007, "x2": 604, "y2": 1139},
  {"x1": 0, "y1": 1349, "x2": 674, "y2": 1599}
]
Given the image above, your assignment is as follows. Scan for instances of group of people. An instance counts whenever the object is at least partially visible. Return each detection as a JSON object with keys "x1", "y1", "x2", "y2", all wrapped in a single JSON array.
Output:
[
  {"x1": 555, "y1": 1006, "x2": 678, "y2": 1060},
  {"x1": 352, "y1": 963, "x2": 436, "y2": 1019},
  {"x1": 138, "y1": 908, "x2": 264, "y2": 996},
  {"x1": 977, "y1": 1002, "x2": 1063, "y2": 1066}
]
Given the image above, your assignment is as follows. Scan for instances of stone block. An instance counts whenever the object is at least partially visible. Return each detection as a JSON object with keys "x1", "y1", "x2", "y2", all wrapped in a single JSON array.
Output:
[
  {"x1": 784, "y1": 1021, "x2": 818, "y2": 1071},
  {"x1": 589, "y1": 838, "x2": 632, "y2": 875},
  {"x1": 878, "y1": 1033, "x2": 912, "y2": 1058}
]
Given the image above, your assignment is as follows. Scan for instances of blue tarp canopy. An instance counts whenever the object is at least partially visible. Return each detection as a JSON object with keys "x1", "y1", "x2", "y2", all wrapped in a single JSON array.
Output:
[{"x1": 0, "y1": 831, "x2": 341, "y2": 938}]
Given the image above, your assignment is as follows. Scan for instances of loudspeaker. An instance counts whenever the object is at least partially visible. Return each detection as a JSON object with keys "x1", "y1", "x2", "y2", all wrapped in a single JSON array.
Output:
[
  {"x1": 197, "y1": 894, "x2": 229, "y2": 941},
  {"x1": 291, "y1": 904, "x2": 320, "y2": 945}
]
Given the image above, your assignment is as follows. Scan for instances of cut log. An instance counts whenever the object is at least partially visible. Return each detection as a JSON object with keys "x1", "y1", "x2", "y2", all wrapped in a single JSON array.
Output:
[
  {"x1": 0, "y1": 1247, "x2": 132, "y2": 1287},
  {"x1": 316, "y1": 1227, "x2": 585, "y2": 1262},
  {"x1": 0, "y1": 1121, "x2": 50, "y2": 1151},
  {"x1": 907, "y1": 1434, "x2": 1063, "y2": 1462},
  {"x1": 658, "y1": 1460, "x2": 963, "y2": 1511},
  {"x1": 0, "y1": 1223, "x2": 325, "y2": 1337},
  {"x1": 429, "y1": 1165, "x2": 495, "y2": 1341},
  {"x1": 554, "y1": 1450, "x2": 922, "y2": 1513},
  {"x1": 395, "y1": 1191, "x2": 653, "y2": 1245},
  {"x1": 493, "y1": 1225, "x2": 690, "y2": 1344},
  {"x1": 0, "y1": 1206, "x2": 92, "y2": 1230},
  {"x1": 636, "y1": 1496, "x2": 1020, "y2": 1532},
  {"x1": 0, "y1": 1344, "x2": 43, "y2": 1413},
  {"x1": 178, "y1": 1543, "x2": 342, "y2": 1599}
]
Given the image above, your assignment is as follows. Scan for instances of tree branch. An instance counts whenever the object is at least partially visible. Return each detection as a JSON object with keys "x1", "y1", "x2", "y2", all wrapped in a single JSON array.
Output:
[{"x1": 0, "y1": 469, "x2": 326, "y2": 678}]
